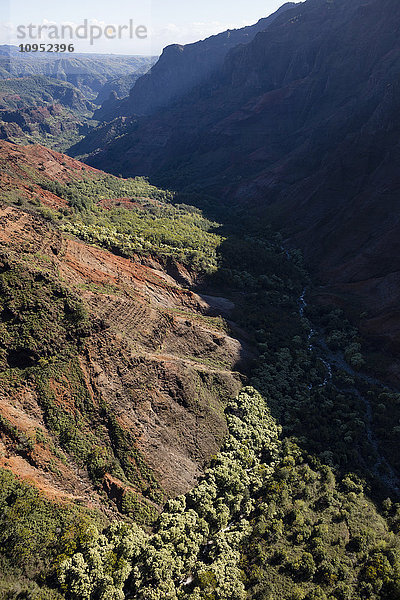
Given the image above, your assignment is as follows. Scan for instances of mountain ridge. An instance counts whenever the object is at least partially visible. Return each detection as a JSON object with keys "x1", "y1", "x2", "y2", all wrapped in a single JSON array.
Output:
[{"x1": 93, "y1": 2, "x2": 297, "y2": 121}]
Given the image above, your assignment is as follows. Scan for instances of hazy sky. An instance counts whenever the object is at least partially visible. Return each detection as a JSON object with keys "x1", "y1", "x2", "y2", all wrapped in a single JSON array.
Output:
[{"x1": 1, "y1": 0, "x2": 296, "y2": 55}]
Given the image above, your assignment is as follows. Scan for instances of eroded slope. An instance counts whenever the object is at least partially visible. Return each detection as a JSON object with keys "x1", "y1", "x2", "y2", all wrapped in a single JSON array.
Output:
[{"x1": 0, "y1": 142, "x2": 247, "y2": 517}]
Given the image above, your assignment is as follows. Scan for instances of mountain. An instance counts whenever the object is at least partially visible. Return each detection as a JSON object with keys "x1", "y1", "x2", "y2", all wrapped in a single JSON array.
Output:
[
  {"x1": 4, "y1": 2, "x2": 400, "y2": 598},
  {"x1": 0, "y1": 76, "x2": 93, "y2": 112},
  {"x1": 0, "y1": 53, "x2": 154, "y2": 150},
  {"x1": 93, "y1": 3, "x2": 296, "y2": 121},
  {"x1": 0, "y1": 76, "x2": 96, "y2": 150},
  {"x1": 94, "y1": 63, "x2": 157, "y2": 105},
  {"x1": 68, "y1": 115, "x2": 138, "y2": 158},
  {"x1": 0, "y1": 48, "x2": 155, "y2": 100},
  {"x1": 84, "y1": 0, "x2": 400, "y2": 382}
]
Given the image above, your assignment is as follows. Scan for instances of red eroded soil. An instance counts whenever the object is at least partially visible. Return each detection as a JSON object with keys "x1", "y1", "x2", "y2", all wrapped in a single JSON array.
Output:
[{"x1": 0, "y1": 202, "x2": 248, "y2": 505}]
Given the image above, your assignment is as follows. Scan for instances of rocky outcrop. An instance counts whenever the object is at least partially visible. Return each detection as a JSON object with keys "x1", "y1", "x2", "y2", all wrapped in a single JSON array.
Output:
[{"x1": 94, "y1": 60, "x2": 157, "y2": 105}]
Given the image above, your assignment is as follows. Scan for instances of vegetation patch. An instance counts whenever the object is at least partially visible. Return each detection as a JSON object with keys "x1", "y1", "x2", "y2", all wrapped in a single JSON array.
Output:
[{"x1": 35, "y1": 175, "x2": 223, "y2": 273}]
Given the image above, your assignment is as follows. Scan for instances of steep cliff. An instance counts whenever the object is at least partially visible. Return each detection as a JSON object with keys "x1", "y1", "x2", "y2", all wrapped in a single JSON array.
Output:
[
  {"x1": 84, "y1": 0, "x2": 400, "y2": 375},
  {"x1": 93, "y1": 3, "x2": 296, "y2": 121}
]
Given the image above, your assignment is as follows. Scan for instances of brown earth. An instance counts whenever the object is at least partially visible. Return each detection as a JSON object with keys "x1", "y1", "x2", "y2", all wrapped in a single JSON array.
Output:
[
  {"x1": 0, "y1": 139, "x2": 106, "y2": 210},
  {"x1": 0, "y1": 201, "x2": 247, "y2": 507}
]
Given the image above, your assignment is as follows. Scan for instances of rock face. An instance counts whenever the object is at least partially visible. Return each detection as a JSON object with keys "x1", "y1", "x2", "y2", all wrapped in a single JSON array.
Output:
[
  {"x1": 94, "y1": 3, "x2": 296, "y2": 121},
  {"x1": 94, "y1": 61, "x2": 157, "y2": 105},
  {"x1": 84, "y1": 0, "x2": 400, "y2": 373}
]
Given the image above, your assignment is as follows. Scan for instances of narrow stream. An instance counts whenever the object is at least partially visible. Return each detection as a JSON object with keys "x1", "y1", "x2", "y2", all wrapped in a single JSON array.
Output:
[{"x1": 297, "y1": 286, "x2": 400, "y2": 495}]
